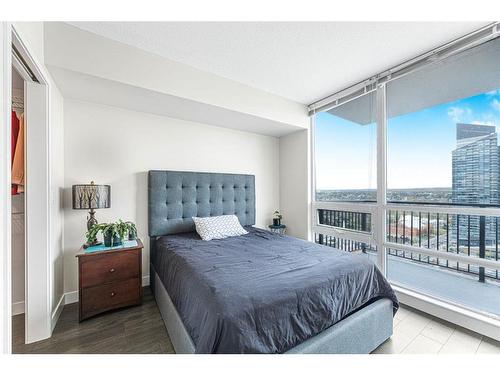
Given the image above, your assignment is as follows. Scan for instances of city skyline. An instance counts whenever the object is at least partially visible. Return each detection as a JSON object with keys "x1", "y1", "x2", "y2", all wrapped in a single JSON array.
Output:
[
  {"x1": 452, "y1": 123, "x2": 499, "y2": 206},
  {"x1": 315, "y1": 88, "x2": 500, "y2": 191},
  {"x1": 316, "y1": 121, "x2": 500, "y2": 208}
]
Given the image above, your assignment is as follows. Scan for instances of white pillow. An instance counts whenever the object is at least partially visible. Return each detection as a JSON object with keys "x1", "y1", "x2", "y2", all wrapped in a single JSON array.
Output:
[{"x1": 192, "y1": 215, "x2": 248, "y2": 241}]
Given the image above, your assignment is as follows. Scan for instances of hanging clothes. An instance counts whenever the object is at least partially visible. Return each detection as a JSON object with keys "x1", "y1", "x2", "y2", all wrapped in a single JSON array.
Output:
[
  {"x1": 12, "y1": 113, "x2": 24, "y2": 193},
  {"x1": 11, "y1": 111, "x2": 20, "y2": 195}
]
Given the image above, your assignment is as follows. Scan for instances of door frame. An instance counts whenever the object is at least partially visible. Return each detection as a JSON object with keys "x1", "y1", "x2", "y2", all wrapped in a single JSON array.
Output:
[
  {"x1": 1, "y1": 21, "x2": 13, "y2": 355},
  {"x1": 1, "y1": 22, "x2": 52, "y2": 352}
]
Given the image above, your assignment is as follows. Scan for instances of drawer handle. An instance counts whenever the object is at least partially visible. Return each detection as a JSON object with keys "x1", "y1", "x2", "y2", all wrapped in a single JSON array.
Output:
[
  {"x1": 109, "y1": 268, "x2": 115, "y2": 273},
  {"x1": 110, "y1": 292, "x2": 116, "y2": 297}
]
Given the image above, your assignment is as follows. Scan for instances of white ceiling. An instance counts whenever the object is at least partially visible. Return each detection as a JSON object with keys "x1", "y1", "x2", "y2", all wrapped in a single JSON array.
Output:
[{"x1": 68, "y1": 22, "x2": 488, "y2": 104}]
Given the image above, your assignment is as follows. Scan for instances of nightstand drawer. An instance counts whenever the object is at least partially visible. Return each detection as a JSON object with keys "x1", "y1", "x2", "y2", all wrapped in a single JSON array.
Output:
[
  {"x1": 80, "y1": 278, "x2": 141, "y2": 319},
  {"x1": 80, "y1": 250, "x2": 140, "y2": 288}
]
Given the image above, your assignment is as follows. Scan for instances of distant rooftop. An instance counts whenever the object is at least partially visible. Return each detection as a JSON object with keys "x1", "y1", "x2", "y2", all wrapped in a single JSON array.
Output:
[{"x1": 457, "y1": 123, "x2": 496, "y2": 141}]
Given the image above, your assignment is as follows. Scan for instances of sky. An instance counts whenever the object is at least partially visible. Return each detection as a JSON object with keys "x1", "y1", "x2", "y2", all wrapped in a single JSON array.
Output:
[{"x1": 315, "y1": 88, "x2": 500, "y2": 190}]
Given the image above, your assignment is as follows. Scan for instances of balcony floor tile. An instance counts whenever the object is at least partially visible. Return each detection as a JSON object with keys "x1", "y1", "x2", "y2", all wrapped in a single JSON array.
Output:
[
  {"x1": 402, "y1": 334, "x2": 443, "y2": 354},
  {"x1": 477, "y1": 337, "x2": 500, "y2": 353},
  {"x1": 439, "y1": 327, "x2": 482, "y2": 354},
  {"x1": 421, "y1": 319, "x2": 455, "y2": 344}
]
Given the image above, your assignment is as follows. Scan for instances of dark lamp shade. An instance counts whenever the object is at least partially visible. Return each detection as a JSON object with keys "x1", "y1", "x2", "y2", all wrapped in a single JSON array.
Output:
[{"x1": 72, "y1": 184, "x2": 111, "y2": 209}]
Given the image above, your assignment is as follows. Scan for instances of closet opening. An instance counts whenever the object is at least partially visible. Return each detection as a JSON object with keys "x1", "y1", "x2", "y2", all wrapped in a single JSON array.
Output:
[{"x1": 6, "y1": 25, "x2": 51, "y2": 350}]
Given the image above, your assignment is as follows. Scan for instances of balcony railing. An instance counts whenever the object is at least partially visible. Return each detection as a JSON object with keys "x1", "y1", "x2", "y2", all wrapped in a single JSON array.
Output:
[
  {"x1": 317, "y1": 208, "x2": 372, "y2": 233},
  {"x1": 314, "y1": 233, "x2": 377, "y2": 253},
  {"x1": 315, "y1": 209, "x2": 376, "y2": 253},
  {"x1": 315, "y1": 206, "x2": 500, "y2": 282},
  {"x1": 387, "y1": 209, "x2": 499, "y2": 282}
]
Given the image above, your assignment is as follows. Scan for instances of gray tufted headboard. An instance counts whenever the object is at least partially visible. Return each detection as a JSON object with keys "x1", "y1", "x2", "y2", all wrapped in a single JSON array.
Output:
[{"x1": 148, "y1": 170, "x2": 256, "y2": 237}]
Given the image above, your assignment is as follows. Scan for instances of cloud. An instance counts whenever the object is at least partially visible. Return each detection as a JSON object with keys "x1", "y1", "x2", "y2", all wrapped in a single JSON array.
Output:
[
  {"x1": 486, "y1": 89, "x2": 500, "y2": 97},
  {"x1": 447, "y1": 106, "x2": 471, "y2": 123},
  {"x1": 471, "y1": 120, "x2": 495, "y2": 126},
  {"x1": 447, "y1": 107, "x2": 464, "y2": 122},
  {"x1": 492, "y1": 99, "x2": 500, "y2": 112}
]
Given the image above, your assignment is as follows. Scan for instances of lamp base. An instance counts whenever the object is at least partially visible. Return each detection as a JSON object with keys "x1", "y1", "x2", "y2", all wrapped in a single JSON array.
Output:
[
  {"x1": 87, "y1": 208, "x2": 98, "y2": 231},
  {"x1": 84, "y1": 209, "x2": 100, "y2": 248}
]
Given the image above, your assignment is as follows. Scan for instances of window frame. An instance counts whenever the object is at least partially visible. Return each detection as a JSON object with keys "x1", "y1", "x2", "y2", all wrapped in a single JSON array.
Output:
[{"x1": 309, "y1": 21, "x2": 500, "y2": 339}]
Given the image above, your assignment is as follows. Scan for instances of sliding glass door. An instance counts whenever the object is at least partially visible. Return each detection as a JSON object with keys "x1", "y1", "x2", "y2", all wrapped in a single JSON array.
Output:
[{"x1": 312, "y1": 35, "x2": 500, "y2": 319}]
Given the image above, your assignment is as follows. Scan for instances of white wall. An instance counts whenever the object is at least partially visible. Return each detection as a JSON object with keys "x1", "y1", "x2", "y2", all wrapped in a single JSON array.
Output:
[
  {"x1": 279, "y1": 129, "x2": 310, "y2": 240},
  {"x1": 63, "y1": 100, "x2": 280, "y2": 295}
]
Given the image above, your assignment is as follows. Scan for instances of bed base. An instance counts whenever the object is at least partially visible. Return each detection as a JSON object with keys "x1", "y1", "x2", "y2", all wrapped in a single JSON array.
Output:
[{"x1": 151, "y1": 265, "x2": 393, "y2": 354}]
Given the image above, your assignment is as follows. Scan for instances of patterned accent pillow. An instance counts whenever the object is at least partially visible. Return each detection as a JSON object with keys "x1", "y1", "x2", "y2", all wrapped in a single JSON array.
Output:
[{"x1": 192, "y1": 215, "x2": 248, "y2": 241}]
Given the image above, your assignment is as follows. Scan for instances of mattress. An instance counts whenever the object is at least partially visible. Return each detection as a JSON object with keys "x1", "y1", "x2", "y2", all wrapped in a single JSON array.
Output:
[{"x1": 152, "y1": 227, "x2": 398, "y2": 353}]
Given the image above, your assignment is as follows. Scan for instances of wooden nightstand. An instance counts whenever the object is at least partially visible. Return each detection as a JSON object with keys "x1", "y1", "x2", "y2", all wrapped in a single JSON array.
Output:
[{"x1": 76, "y1": 239, "x2": 143, "y2": 321}]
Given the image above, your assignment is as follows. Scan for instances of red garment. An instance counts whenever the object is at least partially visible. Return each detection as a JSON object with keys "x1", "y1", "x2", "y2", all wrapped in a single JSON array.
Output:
[{"x1": 11, "y1": 111, "x2": 19, "y2": 195}]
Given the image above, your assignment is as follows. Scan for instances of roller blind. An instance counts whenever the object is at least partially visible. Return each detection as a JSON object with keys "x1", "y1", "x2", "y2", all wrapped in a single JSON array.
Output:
[
  {"x1": 386, "y1": 37, "x2": 500, "y2": 121},
  {"x1": 325, "y1": 36, "x2": 500, "y2": 125}
]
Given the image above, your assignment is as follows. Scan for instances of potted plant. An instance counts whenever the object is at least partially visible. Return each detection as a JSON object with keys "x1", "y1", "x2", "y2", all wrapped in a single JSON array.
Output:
[
  {"x1": 273, "y1": 210, "x2": 283, "y2": 226},
  {"x1": 125, "y1": 221, "x2": 138, "y2": 240},
  {"x1": 100, "y1": 223, "x2": 124, "y2": 247},
  {"x1": 115, "y1": 219, "x2": 130, "y2": 244},
  {"x1": 85, "y1": 223, "x2": 104, "y2": 247},
  {"x1": 86, "y1": 220, "x2": 138, "y2": 247}
]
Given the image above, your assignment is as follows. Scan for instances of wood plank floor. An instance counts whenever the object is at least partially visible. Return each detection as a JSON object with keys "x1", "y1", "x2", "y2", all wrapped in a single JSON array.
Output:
[{"x1": 12, "y1": 287, "x2": 175, "y2": 354}]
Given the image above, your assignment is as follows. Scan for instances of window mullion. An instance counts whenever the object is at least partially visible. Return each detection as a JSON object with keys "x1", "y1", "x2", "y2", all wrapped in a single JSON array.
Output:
[
  {"x1": 376, "y1": 83, "x2": 388, "y2": 275},
  {"x1": 309, "y1": 114, "x2": 316, "y2": 242}
]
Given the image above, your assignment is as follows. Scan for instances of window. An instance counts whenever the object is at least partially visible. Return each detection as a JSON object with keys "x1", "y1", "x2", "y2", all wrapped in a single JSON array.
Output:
[
  {"x1": 312, "y1": 31, "x2": 500, "y2": 320},
  {"x1": 315, "y1": 92, "x2": 377, "y2": 202},
  {"x1": 387, "y1": 37, "x2": 500, "y2": 205},
  {"x1": 313, "y1": 92, "x2": 379, "y2": 265}
]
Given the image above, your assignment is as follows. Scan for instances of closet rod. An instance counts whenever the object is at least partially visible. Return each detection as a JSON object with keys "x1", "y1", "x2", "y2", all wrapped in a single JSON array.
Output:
[{"x1": 12, "y1": 43, "x2": 39, "y2": 83}]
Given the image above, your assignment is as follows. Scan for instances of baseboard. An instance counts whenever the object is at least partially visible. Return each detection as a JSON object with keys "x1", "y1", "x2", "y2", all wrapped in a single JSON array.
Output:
[
  {"x1": 64, "y1": 290, "x2": 79, "y2": 305},
  {"x1": 64, "y1": 275, "x2": 150, "y2": 304},
  {"x1": 12, "y1": 301, "x2": 25, "y2": 316},
  {"x1": 51, "y1": 294, "x2": 65, "y2": 331}
]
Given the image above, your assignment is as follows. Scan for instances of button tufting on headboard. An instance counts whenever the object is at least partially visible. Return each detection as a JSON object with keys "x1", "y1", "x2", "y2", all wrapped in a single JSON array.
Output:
[{"x1": 148, "y1": 170, "x2": 255, "y2": 237}]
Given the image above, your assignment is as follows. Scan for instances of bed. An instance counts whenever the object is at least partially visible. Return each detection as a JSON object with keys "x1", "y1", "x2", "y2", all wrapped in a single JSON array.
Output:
[{"x1": 148, "y1": 170, "x2": 398, "y2": 354}]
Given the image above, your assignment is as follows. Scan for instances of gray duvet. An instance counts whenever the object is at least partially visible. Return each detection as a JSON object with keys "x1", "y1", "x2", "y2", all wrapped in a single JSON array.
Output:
[{"x1": 153, "y1": 227, "x2": 398, "y2": 354}]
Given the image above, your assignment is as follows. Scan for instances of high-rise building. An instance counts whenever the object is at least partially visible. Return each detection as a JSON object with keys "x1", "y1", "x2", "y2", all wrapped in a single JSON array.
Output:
[{"x1": 452, "y1": 123, "x2": 499, "y2": 245}]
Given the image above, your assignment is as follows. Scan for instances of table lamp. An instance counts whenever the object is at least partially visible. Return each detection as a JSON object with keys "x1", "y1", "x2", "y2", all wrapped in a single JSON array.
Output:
[{"x1": 72, "y1": 181, "x2": 111, "y2": 231}]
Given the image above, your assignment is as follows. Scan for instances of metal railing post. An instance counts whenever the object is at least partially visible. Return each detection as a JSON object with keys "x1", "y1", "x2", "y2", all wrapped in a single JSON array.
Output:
[
  {"x1": 479, "y1": 215, "x2": 486, "y2": 282},
  {"x1": 361, "y1": 213, "x2": 367, "y2": 253}
]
